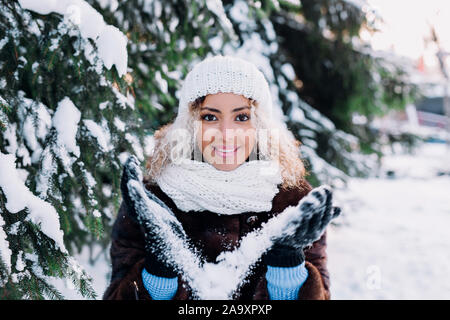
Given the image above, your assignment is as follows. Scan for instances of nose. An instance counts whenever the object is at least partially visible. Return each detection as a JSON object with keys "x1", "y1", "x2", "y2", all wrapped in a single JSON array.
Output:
[{"x1": 219, "y1": 121, "x2": 237, "y2": 145}]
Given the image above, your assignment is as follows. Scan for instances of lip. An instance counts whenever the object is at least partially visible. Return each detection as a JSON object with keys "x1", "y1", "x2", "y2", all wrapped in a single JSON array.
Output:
[{"x1": 213, "y1": 146, "x2": 239, "y2": 157}]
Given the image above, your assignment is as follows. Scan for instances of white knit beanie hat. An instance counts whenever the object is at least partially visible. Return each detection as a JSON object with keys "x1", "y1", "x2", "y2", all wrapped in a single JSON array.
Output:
[{"x1": 173, "y1": 55, "x2": 273, "y2": 128}]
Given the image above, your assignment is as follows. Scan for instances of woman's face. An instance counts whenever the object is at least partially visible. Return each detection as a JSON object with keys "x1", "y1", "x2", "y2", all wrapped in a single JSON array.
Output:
[{"x1": 197, "y1": 92, "x2": 256, "y2": 171}]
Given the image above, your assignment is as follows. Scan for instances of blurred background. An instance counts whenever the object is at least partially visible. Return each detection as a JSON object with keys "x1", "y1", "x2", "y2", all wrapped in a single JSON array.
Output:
[{"x1": 0, "y1": 0, "x2": 449, "y2": 299}]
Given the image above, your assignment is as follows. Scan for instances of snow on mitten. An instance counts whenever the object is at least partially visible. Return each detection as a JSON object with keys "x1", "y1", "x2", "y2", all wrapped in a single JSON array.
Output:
[
  {"x1": 120, "y1": 156, "x2": 140, "y2": 221},
  {"x1": 120, "y1": 156, "x2": 178, "y2": 278},
  {"x1": 263, "y1": 185, "x2": 341, "y2": 267}
]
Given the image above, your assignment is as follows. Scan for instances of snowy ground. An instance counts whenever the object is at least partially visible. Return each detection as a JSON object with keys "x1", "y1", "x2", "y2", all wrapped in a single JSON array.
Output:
[
  {"x1": 56, "y1": 142, "x2": 450, "y2": 300},
  {"x1": 328, "y1": 141, "x2": 450, "y2": 299}
]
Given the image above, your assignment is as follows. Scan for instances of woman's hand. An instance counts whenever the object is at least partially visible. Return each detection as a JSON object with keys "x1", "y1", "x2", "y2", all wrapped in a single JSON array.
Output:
[{"x1": 264, "y1": 186, "x2": 341, "y2": 267}]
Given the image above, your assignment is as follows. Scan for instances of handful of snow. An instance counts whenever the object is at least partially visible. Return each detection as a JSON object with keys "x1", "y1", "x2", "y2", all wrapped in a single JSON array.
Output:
[{"x1": 124, "y1": 156, "x2": 338, "y2": 299}]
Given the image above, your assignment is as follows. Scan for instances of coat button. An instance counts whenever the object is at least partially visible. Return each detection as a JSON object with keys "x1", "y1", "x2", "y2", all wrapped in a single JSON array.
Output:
[{"x1": 246, "y1": 215, "x2": 258, "y2": 226}]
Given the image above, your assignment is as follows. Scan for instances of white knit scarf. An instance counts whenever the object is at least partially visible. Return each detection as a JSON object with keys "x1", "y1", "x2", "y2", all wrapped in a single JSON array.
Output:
[{"x1": 155, "y1": 159, "x2": 283, "y2": 215}]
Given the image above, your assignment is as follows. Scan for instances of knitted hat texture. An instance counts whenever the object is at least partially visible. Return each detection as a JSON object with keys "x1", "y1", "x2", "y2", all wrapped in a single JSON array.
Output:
[{"x1": 174, "y1": 55, "x2": 273, "y2": 126}]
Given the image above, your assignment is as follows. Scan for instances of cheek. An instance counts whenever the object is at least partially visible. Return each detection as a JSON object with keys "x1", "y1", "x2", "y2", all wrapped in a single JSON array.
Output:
[
  {"x1": 244, "y1": 135, "x2": 256, "y2": 156},
  {"x1": 198, "y1": 124, "x2": 216, "y2": 151},
  {"x1": 247, "y1": 134, "x2": 256, "y2": 150},
  {"x1": 240, "y1": 127, "x2": 256, "y2": 148}
]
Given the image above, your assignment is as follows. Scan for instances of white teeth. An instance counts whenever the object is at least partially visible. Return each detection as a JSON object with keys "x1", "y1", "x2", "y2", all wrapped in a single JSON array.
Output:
[{"x1": 214, "y1": 147, "x2": 237, "y2": 153}]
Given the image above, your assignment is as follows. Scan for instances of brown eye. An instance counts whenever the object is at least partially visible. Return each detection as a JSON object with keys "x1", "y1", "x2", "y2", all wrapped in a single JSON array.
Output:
[
  {"x1": 236, "y1": 113, "x2": 250, "y2": 122},
  {"x1": 201, "y1": 114, "x2": 217, "y2": 121}
]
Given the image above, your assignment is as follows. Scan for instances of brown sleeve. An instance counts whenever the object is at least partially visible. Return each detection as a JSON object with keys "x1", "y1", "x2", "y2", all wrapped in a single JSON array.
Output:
[
  {"x1": 297, "y1": 261, "x2": 329, "y2": 300},
  {"x1": 303, "y1": 230, "x2": 331, "y2": 299},
  {"x1": 298, "y1": 180, "x2": 332, "y2": 299},
  {"x1": 252, "y1": 233, "x2": 331, "y2": 301},
  {"x1": 102, "y1": 202, "x2": 192, "y2": 300},
  {"x1": 252, "y1": 257, "x2": 329, "y2": 300},
  {"x1": 103, "y1": 257, "x2": 191, "y2": 300},
  {"x1": 102, "y1": 202, "x2": 149, "y2": 300},
  {"x1": 298, "y1": 180, "x2": 331, "y2": 299}
]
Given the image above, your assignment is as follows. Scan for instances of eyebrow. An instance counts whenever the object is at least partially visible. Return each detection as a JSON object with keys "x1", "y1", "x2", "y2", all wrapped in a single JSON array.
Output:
[{"x1": 200, "y1": 106, "x2": 251, "y2": 113}]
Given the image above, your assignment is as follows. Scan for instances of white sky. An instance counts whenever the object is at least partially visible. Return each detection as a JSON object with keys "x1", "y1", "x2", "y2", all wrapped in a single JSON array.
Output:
[{"x1": 361, "y1": 0, "x2": 450, "y2": 69}]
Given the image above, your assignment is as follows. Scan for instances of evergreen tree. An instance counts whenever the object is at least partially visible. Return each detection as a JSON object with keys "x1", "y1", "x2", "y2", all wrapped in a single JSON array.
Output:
[
  {"x1": 0, "y1": 0, "x2": 140, "y2": 299},
  {"x1": 268, "y1": 0, "x2": 420, "y2": 165},
  {"x1": 86, "y1": 0, "x2": 236, "y2": 130}
]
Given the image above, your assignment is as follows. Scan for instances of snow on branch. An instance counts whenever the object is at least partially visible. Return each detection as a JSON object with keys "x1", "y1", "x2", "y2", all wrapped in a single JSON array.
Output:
[
  {"x1": 18, "y1": 0, "x2": 128, "y2": 77},
  {"x1": 0, "y1": 215, "x2": 12, "y2": 277},
  {"x1": 0, "y1": 152, "x2": 68, "y2": 254}
]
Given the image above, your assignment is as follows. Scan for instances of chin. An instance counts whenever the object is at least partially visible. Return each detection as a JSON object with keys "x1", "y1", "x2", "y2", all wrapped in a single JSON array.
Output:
[
  {"x1": 212, "y1": 163, "x2": 241, "y2": 171},
  {"x1": 205, "y1": 155, "x2": 247, "y2": 171}
]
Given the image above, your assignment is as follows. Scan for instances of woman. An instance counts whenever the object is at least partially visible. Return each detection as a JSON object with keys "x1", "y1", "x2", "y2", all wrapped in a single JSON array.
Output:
[{"x1": 103, "y1": 55, "x2": 340, "y2": 300}]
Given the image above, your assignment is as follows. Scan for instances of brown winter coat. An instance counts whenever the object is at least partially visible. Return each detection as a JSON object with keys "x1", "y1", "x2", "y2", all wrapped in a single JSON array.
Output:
[{"x1": 103, "y1": 179, "x2": 331, "y2": 300}]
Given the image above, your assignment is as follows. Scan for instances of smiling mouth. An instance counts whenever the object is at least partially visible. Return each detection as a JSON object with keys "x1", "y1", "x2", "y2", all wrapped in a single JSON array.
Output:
[{"x1": 213, "y1": 146, "x2": 239, "y2": 157}]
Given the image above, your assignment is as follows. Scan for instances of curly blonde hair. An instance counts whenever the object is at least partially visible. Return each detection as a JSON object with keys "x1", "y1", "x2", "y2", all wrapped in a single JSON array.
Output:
[{"x1": 144, "y1": 95, "x2": 308, "y2": 191}]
